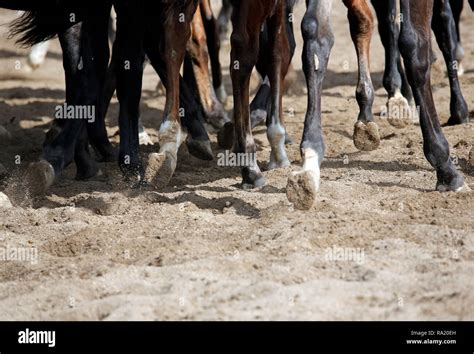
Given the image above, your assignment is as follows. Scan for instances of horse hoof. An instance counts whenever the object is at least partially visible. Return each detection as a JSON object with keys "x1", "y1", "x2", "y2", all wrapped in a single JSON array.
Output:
[
  {"x1": 145, "y1": 152, "x2": 177, "y2": 190},
  {"x1": 24, "y1": 160, "x2": 55, "y2": 197},
  {"x1": 387, "y1": 95, "x2": 413, "y2": 128},
  {"x1": 218, "y1": 122, "x2": 234, "y2": 150},
  {"x1": 250, "y1": 109, "x2": 267, "y2": 129},
  {"x1": 436, "y1": 169, "x2": 465, "y2": 192},
  {"x1": 186, "y1": 138, "x2": 213, "y2": 161},
  {"x1": 286, "y1": 170, "x2": 319, "y2": 210},
  {"x1": 242, "y1": 175, "x2": 266, "y2": 190},
  {"x1": 353, "y1": 121, "x2": 380, "y2": 151}
]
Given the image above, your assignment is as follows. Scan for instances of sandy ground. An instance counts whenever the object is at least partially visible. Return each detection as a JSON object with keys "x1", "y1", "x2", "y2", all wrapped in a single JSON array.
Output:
[{"x1": 0, "y1": 2, "x2": 473, "y2": 321}]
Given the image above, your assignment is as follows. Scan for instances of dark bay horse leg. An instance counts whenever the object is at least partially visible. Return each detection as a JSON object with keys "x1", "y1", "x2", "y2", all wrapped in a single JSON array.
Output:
[
  {"x1": 200, "y1": 0, "x2": 227, "y2": 104},
  {"x1": 371, "y1": 0, "x2": 415, "y2": 128},
  {"x1": 432, "y1": 0, "x2": 469, "y2": 125},
  {"x1": 114, "y1": 1, "x2": 146, "y2": 182},
  {"x1": 230, "y1": 0, "x2": 270, "y2": 189},
  {"x1": 250, "y1": 3, "x2": 297, "y2": 146},
  {"x1": 344, "y1": 0, "x2": 380, "y2": 152},
  {"x1": 145, "y1": 0, "x2": 199, "y2": 189},
  {"x1": 287, "y1": 0, "x2": 334, "y2": 210},
  {"x1": 399, "y1": 0, "x2": 464, "y2": 192},
  {"x1": 24, "y1": 16, "x2": 109, "y2": 195},
  {"x1": 265, "y1": 1, "x2": 292, "y2": 170}
]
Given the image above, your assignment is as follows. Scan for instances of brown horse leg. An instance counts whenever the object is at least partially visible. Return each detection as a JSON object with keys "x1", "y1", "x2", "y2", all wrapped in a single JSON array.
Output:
[
  {"x1": 186, "y1": 6, "x2": 229, "y2": 132},
  {"x1": 145, "y1": 1, "x2": 198, "y2": 189},
  {"x1": 266, "y1": 1, "x2": 291, "y2": 170},
  {"x1": 230, "y1": 0, "x2": 272, "y2": 189},
  {"x1": 200, "y1": 0, "x2": 227, "y2": 104},
  {"x1": 344, "y1": 0, "x2": 380, "y2": 151}
]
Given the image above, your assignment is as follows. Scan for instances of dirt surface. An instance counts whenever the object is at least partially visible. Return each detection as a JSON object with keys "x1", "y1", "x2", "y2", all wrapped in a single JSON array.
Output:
[{"x1": 0, "y1": 2, "x2": 473, "y2": 321}]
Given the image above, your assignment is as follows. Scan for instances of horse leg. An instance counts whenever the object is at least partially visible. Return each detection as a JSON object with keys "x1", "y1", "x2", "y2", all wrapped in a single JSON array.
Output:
[
  {"x1": 265, "y1": 1, "x2": 291, "y2": 170},
  {"x1": 432, "y1": 0, "x2": 469, "y2": 125},
  {"x1": 145, "y1": 32, "x2": 214, "y2": 162},
  {"x1": 200, "y1": 0, "x2": 227, "y2": 104},
  {"x1": 449, "y1": 0, "x2": 464, "y2": 76},
  {"x1": 371, "y1": 0, "x2": 415, "y2": 128},
  {"x1": 344, "y1": 0, "x2": 380, "y2": 152},
  {"x1": 287, "y1": 0, "x2": 334, "y2": 210},
  {"x1": 186, "y1": 6, "x2": 230, "y2": 132},
  {"x1": 230, "y1": 0, "x2": 268, "y2": 189},
  {"x1": 251, "y1": 3, "x2": 297, "y2": 146},
  {"x1": 145, "y1": 1, "x2": 198, "y2": 189},
  {"x1": 114, "y1": 1, "x2": 146, "y2": 182},
  {"x1": 399, "y1": 0, "x2": 464, "y2": 192}
]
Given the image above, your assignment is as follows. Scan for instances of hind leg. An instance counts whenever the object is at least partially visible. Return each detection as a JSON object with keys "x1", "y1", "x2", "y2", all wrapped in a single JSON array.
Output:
[
  {"x1": 399, "y1": 0, "x2": 464, "y2": 192},
  {"x1": 344, "y1": 0, "x2": 380, "y2": 152},
  {"x1": 371, "y1": 0, "x2": 415, "y2": 128},
  {"x1": 432, "y1": 0, "x2": 469, "y2": 125},
  {"x1": 287, "y1": 0, "x2": 334, "y2": 210}
]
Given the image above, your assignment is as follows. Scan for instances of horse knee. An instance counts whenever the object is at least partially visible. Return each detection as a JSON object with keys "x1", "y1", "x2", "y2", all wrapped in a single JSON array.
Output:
[
  {"x1": 301, "y1": 14, "x2": 334, "y2": 53},
  {"x1": 230, "y1": 33, "x2": 258, "y2": 76}
]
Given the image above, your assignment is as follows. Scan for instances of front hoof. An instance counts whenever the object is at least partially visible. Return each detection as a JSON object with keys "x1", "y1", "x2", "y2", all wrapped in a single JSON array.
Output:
[
  {"x1": 286, "y1": 170, "x2": 319, "y2": 210},
  {"x1": 387, "y1": 96, "x2": 413, "y2": 128},
  {"x1": 353, "y1": 121, "x2": 380, "y2": 151},
  {"x1": 145, "y1": 152, "x2": 177, "y2": 190},
  {"x1": 217, "y1": 122, "x2": 234, "y2": 150},
  {"x1": 447, "y1": 100, "x2": 469, "y2": 126},
  {"x1": 119, "y1": 162, "x2": 144, "y2": 183},
  {"x1": 436, "y1": 168, "x2": 465, "y2": 192},
  {"x1": 186, "y1": 137, "x2": 213, "y2": 161},
  {"x1": 24, "y1": 160, "x2": 55, "y2": 197}
]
